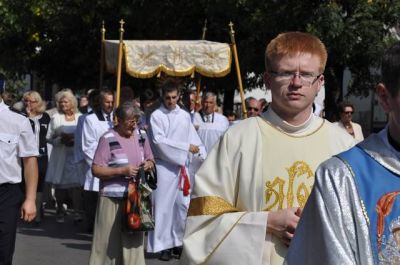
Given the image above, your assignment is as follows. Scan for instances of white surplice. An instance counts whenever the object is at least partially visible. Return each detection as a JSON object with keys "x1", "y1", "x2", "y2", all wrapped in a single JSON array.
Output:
[
  {"x1": 182, "y1": 107, "x2": 356, "y2": 265},
  {"x1": 193, "y1": 112, "x2": 229, "y2": 154},
  {"x1": 82, "y1": 110, "x2": 113, "y2": 191},
  {"x1": 73, "y1": 113, "x2": 90, "y2": 186},
  {"x1": 147, "y1": 104, "x2": 206, "y2": 253}
]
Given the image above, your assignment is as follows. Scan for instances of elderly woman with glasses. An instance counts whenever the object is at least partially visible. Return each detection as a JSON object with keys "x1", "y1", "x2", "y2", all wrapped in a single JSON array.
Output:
[
  {"x1": 22, "y1": 91, "x2": 51, "y2": 223},
  {"x1": 45, "y1": 89, "x2": 83, "y2": 223},
  {"x1": 89, "y1": 102, "x2": 154, "y2": 265}
]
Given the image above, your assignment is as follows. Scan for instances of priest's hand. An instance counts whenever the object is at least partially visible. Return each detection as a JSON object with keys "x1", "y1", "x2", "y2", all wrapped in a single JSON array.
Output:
[
  {"x1": 267, "y1": 207, "x2": 302, "y2": 246},
  {"x1": 189, "y1": 144, "x2": 200, "y2": 154}
]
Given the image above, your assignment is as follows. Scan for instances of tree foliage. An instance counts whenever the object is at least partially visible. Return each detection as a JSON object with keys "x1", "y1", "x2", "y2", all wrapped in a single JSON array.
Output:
[{"x1": 0, "y1": 0, "x2": 399, "y2": 105}]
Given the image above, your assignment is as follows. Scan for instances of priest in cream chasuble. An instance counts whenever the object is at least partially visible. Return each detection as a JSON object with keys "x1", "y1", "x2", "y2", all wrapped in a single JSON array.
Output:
[
  {"x1": 181, "y1": 107, "x2": 354, "y2": 265},
  {"x1": 181, "y1": 31, "x2": 357, "y2": 265}
]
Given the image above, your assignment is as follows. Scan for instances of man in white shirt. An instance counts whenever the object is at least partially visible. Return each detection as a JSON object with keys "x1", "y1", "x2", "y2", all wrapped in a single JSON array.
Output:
[
  {"x1": 193, "y1": 91, "x2": 229, "y2": 153},
  {"x1": 147, "y1": 78, "x2": 206, "y2": 261},
  {"x1": 0, "y1": 93, "x2": 38, "y2": 264},
  {"x1": 81, "y1": 88, "x2": 114, "y2": 231}
]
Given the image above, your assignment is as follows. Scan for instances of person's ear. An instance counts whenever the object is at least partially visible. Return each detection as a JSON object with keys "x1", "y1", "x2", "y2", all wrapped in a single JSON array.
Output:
[
  {"x1": 316, "y1": 75, "x2": 325, "y2": 94},
  {"x1": 376, "y1": 83, "x2": 392, "y2": 113}
]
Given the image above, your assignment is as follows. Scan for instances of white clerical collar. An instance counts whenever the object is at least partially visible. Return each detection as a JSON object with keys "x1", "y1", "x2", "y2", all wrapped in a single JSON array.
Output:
[
  {"x1": 262, "y1": 106, "x2": 318, "y2": 134},
  {"x1": 102, "y1": 110, "x2": 112, "y2": 120},
  {"x1": 202, "y1": 112, "x2": 214, "y2": 123}
]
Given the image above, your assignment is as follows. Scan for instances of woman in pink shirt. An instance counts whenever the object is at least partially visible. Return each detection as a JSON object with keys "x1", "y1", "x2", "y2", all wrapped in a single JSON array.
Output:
[{"x1": 89, "y1": 102, "x2": 155, "y2": 265}]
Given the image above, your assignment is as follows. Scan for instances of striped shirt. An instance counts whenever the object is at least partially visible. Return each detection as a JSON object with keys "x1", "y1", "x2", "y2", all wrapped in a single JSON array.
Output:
[{"x1": 93, "y1": 128, "x2": 154, "y2": 197}]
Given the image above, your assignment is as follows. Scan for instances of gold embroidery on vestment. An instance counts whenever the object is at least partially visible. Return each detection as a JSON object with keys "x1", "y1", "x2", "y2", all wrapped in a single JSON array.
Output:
[
  {"x1": 265, "y1": 177, "x2": 285, "y2": 210},
  {"x1": 297, "y1": 183, "x2": 311, "y2": 208},
  {"x1": 264, "y1": 161, "x2": 314, "y2": 210},
  {"x1": 187, "y1": 196, "x2": 239, "y2": 216}
]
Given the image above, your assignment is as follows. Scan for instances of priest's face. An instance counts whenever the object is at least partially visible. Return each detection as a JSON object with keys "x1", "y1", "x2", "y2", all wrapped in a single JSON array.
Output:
[
  {"x1": 264, "y1": 52, "x2": 324, "y2": 124},
  {"x1": 101, "y1": 94, "x2": 114, "y2": 114},
  {"x1": 163, "y1": 89, "x2": 179, "y2": 110},
  {"x1": 246, "y1": 99, "x2": 261, "y2": 117},
  {"x1": 202, "y1": 96, "x2": 216, "y2": 115}
]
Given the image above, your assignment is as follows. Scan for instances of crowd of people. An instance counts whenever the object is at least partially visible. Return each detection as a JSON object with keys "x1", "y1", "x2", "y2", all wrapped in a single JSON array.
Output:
[{"x1": 0, "y1": 31, "x2": 398, "y2": 265}]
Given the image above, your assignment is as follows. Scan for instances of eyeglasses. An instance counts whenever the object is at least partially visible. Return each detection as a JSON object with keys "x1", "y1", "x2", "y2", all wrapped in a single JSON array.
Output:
[
  {"x1": 248, "y1": 107, "x2": 259, "y2": 112},
  {"x1": 269, "y1": 71, "x2": 321, "y2": 87},
  {"x1": 343, "y1": 111, "x2": 353, "y2": 115},
  {"x1": 123, "y1": 119, "x2": 138, "y2": 125}
]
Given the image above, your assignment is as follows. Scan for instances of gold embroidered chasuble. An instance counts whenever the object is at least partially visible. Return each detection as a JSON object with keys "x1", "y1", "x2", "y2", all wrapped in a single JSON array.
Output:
[{"x1": 182, "y1": 108, "x2": 355, "y2": 265}]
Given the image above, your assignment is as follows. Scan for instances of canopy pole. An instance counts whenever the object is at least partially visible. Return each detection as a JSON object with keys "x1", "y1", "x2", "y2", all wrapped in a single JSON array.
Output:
[
  {"x1": 99, "y1": 21, "x2": 106, "y2": 90},
  {"x1": 229, "y1": 22, "x2": 247, "y2": 118},
  {"x1": 195, "y1": 19, "x2": 207, "y2": 111},
  {"x1": 115, "y1": 19, "x2": 125, "y2": 107}
]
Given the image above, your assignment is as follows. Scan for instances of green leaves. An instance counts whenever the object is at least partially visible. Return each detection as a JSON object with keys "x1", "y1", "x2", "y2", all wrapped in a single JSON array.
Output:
[{"x1": 0, "y1": 0, "x2": 398, "y2": 98}]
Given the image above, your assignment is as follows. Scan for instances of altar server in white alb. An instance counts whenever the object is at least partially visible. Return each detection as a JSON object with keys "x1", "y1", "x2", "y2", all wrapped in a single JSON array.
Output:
[
  {"x1": 181, "y1": 32, "x2": 356, "y2": 265},
  {"x1": 147, "y1": 78, "x2": 206, "y2": 261},
  {"x1": 193, "y1": 91, "x2": 229, "y2": 154}
]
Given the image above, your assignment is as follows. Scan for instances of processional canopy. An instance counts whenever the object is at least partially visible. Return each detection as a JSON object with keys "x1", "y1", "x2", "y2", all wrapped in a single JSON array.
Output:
[{"x1": 104, "y1": 40, "x2": 232, "y2": 78}]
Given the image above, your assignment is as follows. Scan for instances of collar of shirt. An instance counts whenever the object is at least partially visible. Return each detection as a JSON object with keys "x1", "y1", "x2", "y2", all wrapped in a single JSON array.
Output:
[
  {"x1": 161, "y1": 104, "x2": 181, "y2": 114},
  {"x1": 263, "y1": 106, "x2": 315, "y2": 134},
  {"x1": 205, "y1": 113, "x2": 213, "y2": 122},
  {"x1": 102, "y1": 110, "x2": 112, "y2": 120}
]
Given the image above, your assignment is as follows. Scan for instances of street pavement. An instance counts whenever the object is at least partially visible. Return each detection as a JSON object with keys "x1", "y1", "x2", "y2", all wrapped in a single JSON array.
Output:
[{"x1": 14, "y1": 209, "x2": 180, "y2": 265}]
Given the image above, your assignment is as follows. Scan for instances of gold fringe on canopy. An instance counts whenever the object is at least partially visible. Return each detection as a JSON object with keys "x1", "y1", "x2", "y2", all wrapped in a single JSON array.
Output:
[{"x1": 104, "y1": 40, "x2": 232, "y2": 78}]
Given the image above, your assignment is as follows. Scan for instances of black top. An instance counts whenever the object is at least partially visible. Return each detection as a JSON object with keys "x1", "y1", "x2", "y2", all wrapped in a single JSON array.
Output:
[{"x1": 28, "y1": 112, "x2": 51, "y2": 156}]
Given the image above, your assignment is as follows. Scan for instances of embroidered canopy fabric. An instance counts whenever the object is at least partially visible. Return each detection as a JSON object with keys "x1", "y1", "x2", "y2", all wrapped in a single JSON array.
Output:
[{"x1": 104, "y1": 40, "x2": 232, "y2": 78}]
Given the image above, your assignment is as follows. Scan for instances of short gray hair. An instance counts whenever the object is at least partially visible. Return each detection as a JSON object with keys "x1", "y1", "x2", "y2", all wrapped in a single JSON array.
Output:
[
  {"x1": 202, "y1": 91, "x2": 217, "y2": 101},
  {"x1": 115, "y1": 101, "x2": 142, "y2": 121}
]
